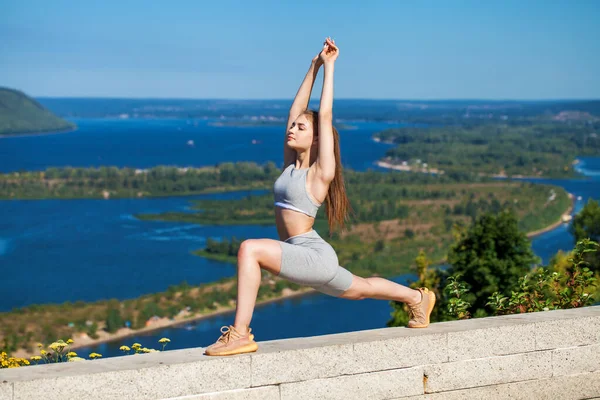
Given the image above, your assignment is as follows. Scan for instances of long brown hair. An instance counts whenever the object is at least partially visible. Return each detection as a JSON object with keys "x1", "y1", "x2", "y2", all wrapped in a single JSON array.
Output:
[{"x1": 303, "y1": 110, "x2": 353, "y2": 235}]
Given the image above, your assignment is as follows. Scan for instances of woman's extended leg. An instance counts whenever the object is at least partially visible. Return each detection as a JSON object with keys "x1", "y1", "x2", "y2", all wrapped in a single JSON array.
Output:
[
  {"x1": 338, "y1": 274, "x2": 436, "y2": 328},
  {"x1": 338, "y1": 275, "x2": 421, "y2": 303}
]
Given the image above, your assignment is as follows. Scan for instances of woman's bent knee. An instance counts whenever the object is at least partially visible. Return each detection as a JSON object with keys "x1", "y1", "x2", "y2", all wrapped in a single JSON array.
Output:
[
  {"x1": 238, "y1": 239, "x2": 258, "y2": 261},
  {"x1": 237, "y1": 239, "x2": 282, "y2": 276}
]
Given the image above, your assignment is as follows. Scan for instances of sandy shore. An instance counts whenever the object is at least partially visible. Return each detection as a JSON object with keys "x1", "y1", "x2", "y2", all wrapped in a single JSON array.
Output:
[
  {"x1": 376, "y1": 160, "x2": 545, "y2": 179},
  {"x1": 375, "y1": 160, "x2": 444, "y2": 174},
  {"x1": 526, "y1": 193, "x2": 575, "y2": 238},
  {"x1": 376, "y1": 158, "x2": 583, "y2": 180}
]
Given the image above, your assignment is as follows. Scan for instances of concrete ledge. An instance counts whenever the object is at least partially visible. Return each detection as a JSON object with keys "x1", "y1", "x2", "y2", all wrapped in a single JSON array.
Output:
[
  {"x1": 0, "y1": 307, "x2": 598, "y2": 400},
  {"x1": 535, "y1": 316, "x2": 600, "y2": 350},
  {"x1": 0, "y1": 383, "x2": 11, "y2": 400},
  {"x1": 9, "y1": 352, "x2": 251, "y2": 400},
  {"x1": 424, "y1": 351, "x2": 552, "y2": 392},
  {"x1": 402, "y1": 371, "x2": 600, "y2": 400},
  {"x1": 552, "y1": 343, "x2": 600, "y2": 376},
  {"x1": 447, "y1": 322, "x2": 535, "y2": 361},
  {"x1": 166, "y1": 386, "x2": 280, "y2": 400},
  {"x1": 279, "y1": 367, "x2": 424, "y2": 400}
]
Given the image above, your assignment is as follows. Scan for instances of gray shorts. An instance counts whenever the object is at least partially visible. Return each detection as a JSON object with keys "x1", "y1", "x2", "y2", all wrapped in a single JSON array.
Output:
[{"x1": 278, "y1": 229, "x2": 354, "y2": 297}]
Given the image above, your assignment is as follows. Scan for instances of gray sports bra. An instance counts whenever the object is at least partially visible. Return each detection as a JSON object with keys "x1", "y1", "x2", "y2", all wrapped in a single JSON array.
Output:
[{"x1": 273, "y1": 164, "x2": 322, "y2": 218}]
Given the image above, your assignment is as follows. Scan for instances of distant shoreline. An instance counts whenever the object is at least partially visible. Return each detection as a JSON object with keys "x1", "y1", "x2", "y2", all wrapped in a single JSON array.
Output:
[
  {"x1": 209, "y1": 120, "x2": 358, "y2": 130},
  {"x1": 525, "y1": 193, "x2": 575, "y2": 239},
  {"x1": 375, "y1": 160, "x2": 444, "y2": 175},
  {"x1": 375, "y1": 158, "x2": 588, "y2": 181},
  {"x1": 0, "y1": 126, "x2": 77, "y2": 139}
]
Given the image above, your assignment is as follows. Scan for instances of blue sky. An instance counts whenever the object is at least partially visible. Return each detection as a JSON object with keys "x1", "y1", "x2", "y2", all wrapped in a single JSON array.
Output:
[{"x1": 1, "y1": 0, "x2": 599, "y2": 99}]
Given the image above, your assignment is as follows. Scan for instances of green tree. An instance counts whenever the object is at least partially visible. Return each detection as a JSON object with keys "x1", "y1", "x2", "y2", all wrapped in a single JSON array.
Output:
[
  {"x1": 105, "y1": 307, "x2": 124, "y2": 333},
  {"x1": 87, "y1": 321, "x2": 99, "y2": 339},
  {"x1": 570, "y1": 198, "x2": 600, "y2": 274},
  {"x1": 446, "y1": 209, "x2": 540, "y2": 317},
  {"x1": 571, "y1": 199, "x2": 600, "y2": 242},
  {"x1": 139, "y1": 301, "x2": 163, "y2": 324}
]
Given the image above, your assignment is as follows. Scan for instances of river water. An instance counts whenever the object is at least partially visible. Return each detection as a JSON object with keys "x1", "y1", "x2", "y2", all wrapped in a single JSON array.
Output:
[{"x1": 1, "y1": 119, "x2": 598, "y2": 358}]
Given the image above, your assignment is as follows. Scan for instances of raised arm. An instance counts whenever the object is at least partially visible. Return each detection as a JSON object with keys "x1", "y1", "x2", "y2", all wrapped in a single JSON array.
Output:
[
  {"x1": 315, "y1": 38, "x2": 339, "y2": 182},
  {"x1": 284, "y1": 48, "x2": 324, "y2": 168}
]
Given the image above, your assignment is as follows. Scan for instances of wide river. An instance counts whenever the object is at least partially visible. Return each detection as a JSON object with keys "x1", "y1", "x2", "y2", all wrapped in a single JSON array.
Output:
[{"x1": 1, "y1": 118, "x2": 598, "y2": 357}]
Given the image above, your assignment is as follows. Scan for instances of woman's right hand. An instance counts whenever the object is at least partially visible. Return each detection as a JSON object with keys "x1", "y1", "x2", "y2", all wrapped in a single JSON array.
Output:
[{"x1": 319, "y1": 37, "x2": 339, "y2": 65}]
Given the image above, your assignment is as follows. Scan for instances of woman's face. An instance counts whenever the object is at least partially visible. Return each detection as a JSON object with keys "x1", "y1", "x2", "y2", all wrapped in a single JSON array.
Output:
[{"x1": 286, "y1": 114, "x2": 317, "y2": 151}]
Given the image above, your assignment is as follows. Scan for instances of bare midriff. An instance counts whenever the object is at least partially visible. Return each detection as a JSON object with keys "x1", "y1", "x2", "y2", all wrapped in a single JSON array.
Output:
[{"x1": 275, "y1": 207, "x2": 315, "y2": 241}]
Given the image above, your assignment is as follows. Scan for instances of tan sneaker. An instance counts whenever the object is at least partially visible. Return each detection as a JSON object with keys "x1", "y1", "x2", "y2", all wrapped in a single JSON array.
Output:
[
  {"x1": 407, "y1": 288, "x2": 436, "y2": 328},
  {"x1": 204, "y1": 325, "x2": 258, "y2": 356}
]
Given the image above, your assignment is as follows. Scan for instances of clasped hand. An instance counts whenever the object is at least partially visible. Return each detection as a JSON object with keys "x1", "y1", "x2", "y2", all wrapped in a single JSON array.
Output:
[{"x1": 312, "y1": 37, "x2": 339, "y2": 66}]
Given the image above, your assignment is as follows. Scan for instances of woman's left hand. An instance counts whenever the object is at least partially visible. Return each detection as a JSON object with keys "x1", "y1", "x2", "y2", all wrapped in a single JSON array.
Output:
[{"x1": 319, "y1": 37, "x2": 339, "y2": 64}]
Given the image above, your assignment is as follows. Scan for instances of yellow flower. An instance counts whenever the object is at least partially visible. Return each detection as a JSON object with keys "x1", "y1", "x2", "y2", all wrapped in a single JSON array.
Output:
[
  {"x1": 68, "y1": 357, "x2": 86, "y2": 362},
  {"x1": 119, "y1": 346, "x2": 130, "y2": 352},
  {"x1": 132, "y1": 343, "x2": 141, "y2": 349},
  {"x1": 158, "y1": 338, "x2": 170, "y2": 344},
  {"x1": 141, "y1": 347, "x2": 151, "y2": 353},
  {"x1": 49, "y1": 341, "x2": 67, "y2": 352},
  {"x1": 40, "y1": 350, "x2": 47, "y2": 355},
  {"x1": 3, "y1": 357, "x2": 30, "y2": 368},
  {"x1": 66, "y1": 339, "x2": 74, "y2": 344},
  {"x1": 67, "y1": 352, "x2": 77, "y2": 357},
  {"x1": 89, "y1": 352, "x2": 102, "y2": 359},
  {"x1": 36, "y1": 343, "x2": 44, "y2": 348},
  {"x1": 30, "y1": 356, "x2": 42, "y2": 361}
]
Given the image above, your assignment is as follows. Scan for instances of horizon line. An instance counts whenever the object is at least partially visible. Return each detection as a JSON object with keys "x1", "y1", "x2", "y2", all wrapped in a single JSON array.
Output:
[{"x1": 31, "y1": 95, "x2": 600, "y2": 102}]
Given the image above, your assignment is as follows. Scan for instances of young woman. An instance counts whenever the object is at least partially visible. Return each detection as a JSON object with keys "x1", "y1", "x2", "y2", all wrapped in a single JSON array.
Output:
[{"x1": 204, "y1": 38, "x2": 435, "y2": 357}]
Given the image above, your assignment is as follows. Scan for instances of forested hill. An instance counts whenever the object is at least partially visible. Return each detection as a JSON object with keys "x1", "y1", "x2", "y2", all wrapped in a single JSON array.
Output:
[{"x1": 0, "y1": 87, "x2": 76, "y2": 136}]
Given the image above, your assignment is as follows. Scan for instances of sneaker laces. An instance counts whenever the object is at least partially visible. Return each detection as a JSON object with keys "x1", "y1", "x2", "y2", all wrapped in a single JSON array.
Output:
[
  {"x1": 408, "y1": 291, "x2": 425, "y2": 322},
  {"x1": 217, "y1": 325, "x2": 248, "y2": 344},
  {"x1": 217, "y1": 326, "x2": 235, "y2": 344}
]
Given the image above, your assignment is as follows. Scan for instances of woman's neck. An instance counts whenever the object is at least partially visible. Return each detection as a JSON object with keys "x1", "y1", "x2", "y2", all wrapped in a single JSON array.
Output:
[
  {"x1": 296, "y1": 147, "x2": 319, "y2": 169},
  {"x1": 295, "y1": 150, "x2": 312, "y2": 169}
]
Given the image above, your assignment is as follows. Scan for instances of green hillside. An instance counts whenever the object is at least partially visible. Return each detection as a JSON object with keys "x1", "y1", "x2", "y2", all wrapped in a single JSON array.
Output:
[{"x1": 0, "y1": 87, "x2": 75, "y2": 136}]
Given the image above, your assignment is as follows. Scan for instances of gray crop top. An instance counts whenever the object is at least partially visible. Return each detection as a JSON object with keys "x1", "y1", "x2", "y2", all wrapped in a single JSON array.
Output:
[{"x1": 273, "y1": 164, "x2": 322, "y2": 218}]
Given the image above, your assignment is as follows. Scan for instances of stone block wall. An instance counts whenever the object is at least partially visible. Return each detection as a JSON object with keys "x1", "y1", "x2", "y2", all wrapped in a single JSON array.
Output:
[{"x1": 1, "y1": 307, "x2": 599, "y2": 400}]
